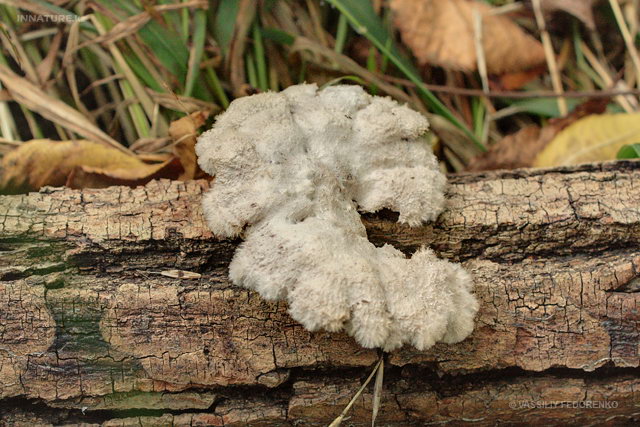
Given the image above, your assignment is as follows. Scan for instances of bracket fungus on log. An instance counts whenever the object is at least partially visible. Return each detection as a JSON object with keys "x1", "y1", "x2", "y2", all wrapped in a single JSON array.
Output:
[{"x1": 195, "y1": 84, "x2": 478, "y2": 351}]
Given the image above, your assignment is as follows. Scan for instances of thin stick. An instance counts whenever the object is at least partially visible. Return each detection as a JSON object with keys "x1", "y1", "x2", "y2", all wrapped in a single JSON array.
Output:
[
  {"x1": 473, "y1": 8, "x2": 489, "y2": 93},
  {"x1": 609, "y1": 0, "x2": 640, "y2": 88},
  {"x1": 371, "y1": 357, "x2": 384, "y2": 427},
  {"x1": 532, "y1": 0, "x2": 567, "y2": 116},
  {"x1": 380, "y1": 73, "x2": 640, "y2": 98},
  {"x1": 622, "y1": 0, "x2": 638, "y2": 88},
  {"x1": 329, "y1": 357, "x2": 384, "y2": 427}
]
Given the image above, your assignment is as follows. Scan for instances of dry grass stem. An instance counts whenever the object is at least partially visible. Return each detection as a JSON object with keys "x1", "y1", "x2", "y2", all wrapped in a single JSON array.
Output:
[{"x1": 532, "y1": 0, "x2": 567, "y2": 116}]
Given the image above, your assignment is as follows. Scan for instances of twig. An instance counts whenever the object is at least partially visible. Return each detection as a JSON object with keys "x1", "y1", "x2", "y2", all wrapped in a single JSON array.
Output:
[
  {"x1": 622, "y1": 1, "x2": 639, "y2": 88},
  {"x1": 473, "y1": 8, "x2": 489, "y2": 93},
  {"x1": 379, "y1": 74, "x2": 640, "y2": 98},
  {"x1": 532, "y1": 0, "x2": 567, "y2": 115},
  {"x1": 329, "y1": 356, "x2": 384, "y2": 427},
  {"x1": 371, "y1": 357, "x2": 384, "y2": 427}
]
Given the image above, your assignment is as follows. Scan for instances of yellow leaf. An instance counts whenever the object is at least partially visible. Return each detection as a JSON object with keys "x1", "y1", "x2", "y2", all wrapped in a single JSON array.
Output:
[{"x1": 533, "y1": 113, "x2": 640, "y2": 167}]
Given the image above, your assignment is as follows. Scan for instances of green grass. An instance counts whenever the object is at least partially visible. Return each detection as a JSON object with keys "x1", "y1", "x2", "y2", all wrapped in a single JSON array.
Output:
[{"x1": 0, "y1": 0, "x2": 634, "y2": 171}]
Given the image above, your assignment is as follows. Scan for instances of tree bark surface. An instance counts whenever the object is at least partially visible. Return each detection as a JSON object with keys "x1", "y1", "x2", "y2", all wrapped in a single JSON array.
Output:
[{"x1": 0, "y1": 161, "x2": 639, "y2": 426}]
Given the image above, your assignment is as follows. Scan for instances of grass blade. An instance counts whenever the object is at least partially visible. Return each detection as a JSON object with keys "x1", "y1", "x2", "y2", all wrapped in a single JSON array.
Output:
[
  {"x1": 214, "y1": 0, "x2": 240, "y2": 55},
  {"x1": 334, "y1": 13, "x2": 349, "y2": 53},
  {"x1": 184, "y1": 8, "x2": 207, "y2": 97},
  {"x1": 91, "y1": 15, "x2": 166, "y2": 136},
  {"x1": 203, "y1": 55, "x2": 230, "y2": 108},
  {"x1": 253, "y1": 22, "x2": 268, "y2": 91}
]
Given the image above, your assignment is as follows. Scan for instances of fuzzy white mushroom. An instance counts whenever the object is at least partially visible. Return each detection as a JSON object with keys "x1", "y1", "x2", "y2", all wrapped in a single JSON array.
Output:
[{"x1": 196, "y1": 84, "x2": 478, "y2": 351}]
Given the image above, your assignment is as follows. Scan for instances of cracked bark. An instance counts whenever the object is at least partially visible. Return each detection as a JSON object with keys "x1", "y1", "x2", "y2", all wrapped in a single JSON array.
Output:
[{"x1": 0, "y1": 161, "x2": 639, "y2": 426}]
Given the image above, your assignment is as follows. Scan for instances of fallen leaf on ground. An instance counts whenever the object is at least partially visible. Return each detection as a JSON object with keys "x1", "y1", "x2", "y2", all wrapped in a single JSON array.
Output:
[
  {"x1": 534, "y1": 112, "x2": 640, "y2": 167},
  {"x1": 390, "y1": 0, "x2": 546, "y2": 74},
  {"x1": 467, "y1": 98, "x2": 608, "y2": 171},
  {"x1": 0, "y1": 139, "x2": 182, "y2": 194},
  {"x1": 467, "y1": 125, "x2": 545, "y2": 171},
  {"x1": 169, "y1": 111, "x2": 209, "y2": 180}
]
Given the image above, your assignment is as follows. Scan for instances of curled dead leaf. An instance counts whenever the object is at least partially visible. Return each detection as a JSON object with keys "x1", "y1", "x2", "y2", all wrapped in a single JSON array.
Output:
[
  {"x1": 0, "y1": 139, "x2": 182, "y2": 194},
  {"x1": 466, "y1": 125, "x2": 546, "y2": 171},
  {"x1": 390, "y1": 0, "x2": 546, "y2": 74}
]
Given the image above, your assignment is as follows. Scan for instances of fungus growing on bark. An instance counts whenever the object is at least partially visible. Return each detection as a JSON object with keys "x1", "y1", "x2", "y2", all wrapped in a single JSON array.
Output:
[{"x1": 196, "y1": 84, "x2": 478, "y2": 351}]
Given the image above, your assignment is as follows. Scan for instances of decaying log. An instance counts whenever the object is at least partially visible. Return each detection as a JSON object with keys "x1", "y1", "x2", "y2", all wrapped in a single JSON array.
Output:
[{"x1": 0, "y1": 161, "x2": 639, "y2": 426}]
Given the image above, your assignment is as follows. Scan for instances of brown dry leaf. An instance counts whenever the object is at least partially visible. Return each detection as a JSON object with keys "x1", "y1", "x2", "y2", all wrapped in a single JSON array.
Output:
[
  {"x1": 466, "y1": 125, "x2": 547, "y2": 171},
  {"x1": 0, "y1": 139, "x2": 182, "y2": 194},
  {"x1": 539, "y1": 0, "x2": 597, "y2": 30},
  {"x1": 390, "y1": 0, "x2": 546, "y2": 74},
  {"x1": 467, "y1": 98, "x2": 608, "y2": 171},
  {"x1": 169, "y1": 111, "x2": 209, "y2": 180}
]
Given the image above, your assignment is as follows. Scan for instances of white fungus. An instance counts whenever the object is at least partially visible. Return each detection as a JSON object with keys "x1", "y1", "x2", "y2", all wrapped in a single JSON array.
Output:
[{"x1": 196, "y1": 84, "x2": 478, "y2": 351}]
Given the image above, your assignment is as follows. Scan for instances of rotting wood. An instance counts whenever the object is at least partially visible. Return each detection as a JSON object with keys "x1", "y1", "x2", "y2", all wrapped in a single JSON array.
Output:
[{"x1": 1, "y1": 161, "x2": 639, "y2": 426}]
